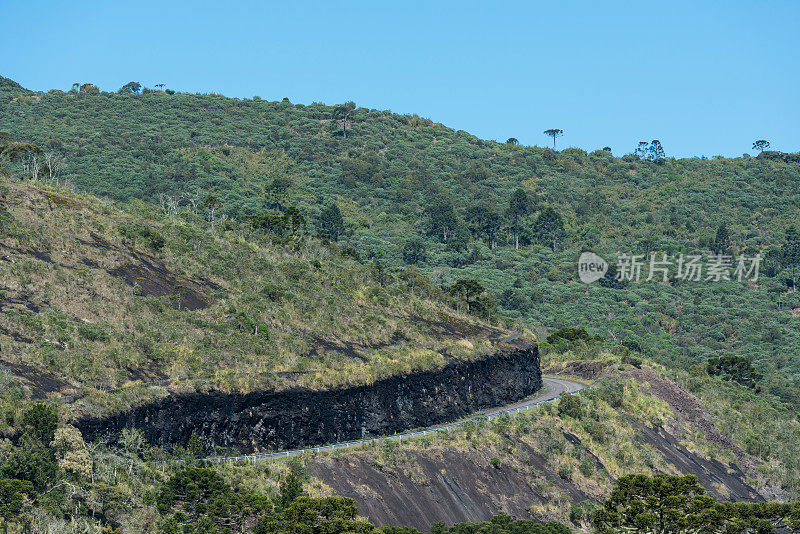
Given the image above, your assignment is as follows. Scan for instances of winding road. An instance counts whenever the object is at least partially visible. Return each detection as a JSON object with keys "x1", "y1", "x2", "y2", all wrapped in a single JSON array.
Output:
[{"x1": 206, "y1": 376, "x2": 591, "y2": 463}]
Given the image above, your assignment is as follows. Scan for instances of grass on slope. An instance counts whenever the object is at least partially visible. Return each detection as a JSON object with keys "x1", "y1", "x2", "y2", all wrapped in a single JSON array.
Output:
[{"x1": 0, "y1": 177, "x2": 506, "y2": 420}]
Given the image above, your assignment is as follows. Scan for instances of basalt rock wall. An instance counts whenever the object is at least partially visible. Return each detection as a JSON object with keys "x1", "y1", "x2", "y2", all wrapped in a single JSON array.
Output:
[{"x1": 77, "y1": 344, "x2": 540, "y2": 454}]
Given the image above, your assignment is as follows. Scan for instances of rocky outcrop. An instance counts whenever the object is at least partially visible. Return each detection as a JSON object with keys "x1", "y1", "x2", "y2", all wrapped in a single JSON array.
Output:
[
  {"x1": 77, "y1": 343, "x2": 541, "y2": 454},
  {"x1": 308, "y1": 425, "x2": 763, "y2": 530}
]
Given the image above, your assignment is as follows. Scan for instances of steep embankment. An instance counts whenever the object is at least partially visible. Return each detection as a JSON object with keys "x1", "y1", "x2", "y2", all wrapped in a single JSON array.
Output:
[
  {"x1": 301, "y1": 360, "x2": 776, "y2": 530},
  {"x1": 76, "y1": 341, "x2": 541, "y2": 453},
  {"x1": 309, "y1": 428, "x2": 760, "y2": 530}
]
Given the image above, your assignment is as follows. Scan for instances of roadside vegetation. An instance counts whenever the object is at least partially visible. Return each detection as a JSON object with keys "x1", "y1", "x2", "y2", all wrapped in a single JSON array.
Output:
[{"x1": 2, "y1": 342, "x2": 800, "y2": 532}]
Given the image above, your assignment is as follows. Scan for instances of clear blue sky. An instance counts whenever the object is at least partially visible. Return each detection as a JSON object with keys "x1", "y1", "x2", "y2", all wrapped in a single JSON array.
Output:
[{"x1": 2, "y1": 1, "x2": 797, "y2": 157}]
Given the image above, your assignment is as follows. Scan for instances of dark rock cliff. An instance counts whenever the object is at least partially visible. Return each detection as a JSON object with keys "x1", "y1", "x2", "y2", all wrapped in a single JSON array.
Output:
[{"x1": 76, "y1": 343, "x2": 541, "y2": 454}]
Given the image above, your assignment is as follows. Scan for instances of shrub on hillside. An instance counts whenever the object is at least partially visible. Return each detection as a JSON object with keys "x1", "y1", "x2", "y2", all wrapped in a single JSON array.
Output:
[{"x1": 557, "y1": 394, "x2": 583, "y2": 419}]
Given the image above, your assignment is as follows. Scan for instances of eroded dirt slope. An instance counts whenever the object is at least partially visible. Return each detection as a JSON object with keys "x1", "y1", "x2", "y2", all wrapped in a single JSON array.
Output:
[{"x1": 308, "y1": 363, "x2": 766, "y2": 530}]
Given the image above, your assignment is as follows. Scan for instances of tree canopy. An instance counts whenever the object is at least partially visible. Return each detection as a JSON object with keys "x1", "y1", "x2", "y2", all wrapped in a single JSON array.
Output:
[{"x1": 594, "y1": 474, "x2": 800, "y2": 534}]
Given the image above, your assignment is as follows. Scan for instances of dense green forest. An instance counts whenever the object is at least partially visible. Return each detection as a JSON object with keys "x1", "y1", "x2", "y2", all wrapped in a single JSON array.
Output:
[{"x1": 3, "y1": 75, "x2": 799, "y2": 407}]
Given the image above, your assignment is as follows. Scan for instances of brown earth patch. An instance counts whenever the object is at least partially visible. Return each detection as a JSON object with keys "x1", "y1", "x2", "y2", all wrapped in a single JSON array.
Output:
[
  {"x1": 546, "y1": 360, "x2": 610, "y2": 380},
  {"x1": 74, "y1": 232, "x2": 220, "y2": 310},
  {"x1": 633, "y1": 422, "x2": 760, "y2": 502},
  {"x1": 109, "y1": 250, "x2": 218, "y2": 311},
  {"x1": 310, "y1": 448, "x2": 577, "y2": 529},
  {"x1": 410, "y1": 312, "x2": 505, "y2": 340},
  {"x1": 620, "y1": 366, "x2": 745, "y2": 460},
  {"x1": 0, "y1": 360, "x2": 75, "y2": 399}
]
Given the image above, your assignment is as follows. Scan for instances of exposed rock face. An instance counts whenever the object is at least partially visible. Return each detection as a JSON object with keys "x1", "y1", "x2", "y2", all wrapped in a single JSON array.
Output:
[
  {"x1": 77, "y1": 344, "x2": 541, "y2": 454},
  {"x1": 308, "y1": 426, "x2": 763, "y2": 530},
  {"x1": 309, "y1": 446, "x2": 589, "y2": 530}
]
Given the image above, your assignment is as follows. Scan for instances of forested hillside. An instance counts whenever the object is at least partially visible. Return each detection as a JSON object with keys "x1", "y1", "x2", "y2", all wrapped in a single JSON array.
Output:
[
  {"x1": 3, "y1": 75, "x2": 800, "y2": 533},
  {"x1": 2, "y1": 75, "x2": 800, "y2": 408}
]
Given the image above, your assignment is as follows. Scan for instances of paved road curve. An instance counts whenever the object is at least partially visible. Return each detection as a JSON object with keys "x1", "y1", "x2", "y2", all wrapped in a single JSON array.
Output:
[{"x1": 205, "y1": 376, "x2": 590, "y2": 464}]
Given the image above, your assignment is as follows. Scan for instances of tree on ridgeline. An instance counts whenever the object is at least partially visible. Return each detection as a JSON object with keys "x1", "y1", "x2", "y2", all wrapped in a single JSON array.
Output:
[
  {"x1": 543, "y1": 129, "x2": 563, "y2": 149},
  {"x1": 506, "y1": 138, "x2": 519, "y2": 145},
  {"x1": 648, "y1": 139, "x2": 665, "y2": 161},
  {"x1": 753, "y1": 139, "x2": 770, "y2": 153},
  {"x1": 119, "y1": 81, "x2": 142, "y2": 94}
]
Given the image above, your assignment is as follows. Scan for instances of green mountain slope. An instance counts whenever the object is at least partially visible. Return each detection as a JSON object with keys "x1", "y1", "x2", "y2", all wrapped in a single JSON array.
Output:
[
  {"x1": 2, "y1": 76, "x2": 798, "y2": 406},
  {"x1": 1, "y1": 77, "x2": 800, "y2": 531}
]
